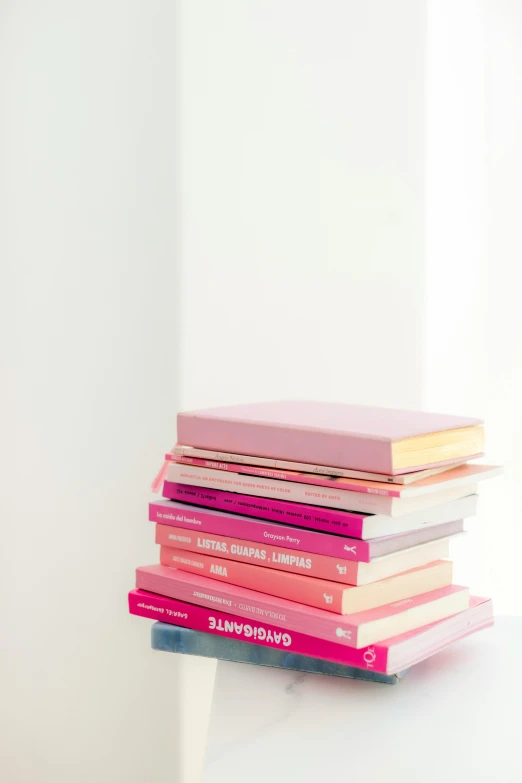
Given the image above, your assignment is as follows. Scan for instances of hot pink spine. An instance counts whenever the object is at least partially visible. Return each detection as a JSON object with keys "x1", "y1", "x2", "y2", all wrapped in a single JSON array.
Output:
[
  {"x1": 161, "y1": 481, "x2": 366, "y2": 539},
  {"x1": 171, "y1": 455, "x2": 401, "y2": 497},
  {"x1": 150, "y1": 498, "x2": 371, "y2": 561},
  {"x1": 159, "y1": 546, "x2": 347, "y2": 613},
  {"x1": 135, "y1": 564, "x2": 467, "y2": 649},
  {"x1": 155, "y1": 524, "x2": 360, "y2": 583},
  {"x1": 129, "y1": 588, "x2": 492, "y2": 673},
  {"x1": 129, "y1": 589, "x2": 389, "y2": 672}
]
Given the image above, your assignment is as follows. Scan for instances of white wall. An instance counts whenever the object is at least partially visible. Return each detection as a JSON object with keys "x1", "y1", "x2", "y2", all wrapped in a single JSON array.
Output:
[
  {"x1": 425, "y1": 0, "x2": 522, "y2": 614},
  {"x1": 179, "y1": 0, "x2": 427, "y2": 412},
  {"x1": 178, "y1": 3, "x2": 427, "y2": 781},
  {"x1": 1, "y1": 3, "x2": 182, "y2": 782}
]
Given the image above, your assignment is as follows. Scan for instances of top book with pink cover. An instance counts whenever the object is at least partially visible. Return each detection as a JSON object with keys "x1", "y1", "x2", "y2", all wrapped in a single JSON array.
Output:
[{"x1": 177, "y1": 400, "x2": 484, "y2": 475}]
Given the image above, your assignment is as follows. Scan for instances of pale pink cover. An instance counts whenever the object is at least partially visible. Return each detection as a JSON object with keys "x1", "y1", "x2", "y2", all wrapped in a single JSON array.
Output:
[
  {"x1": 177, "y1": 400, "x2": 483, "y2": 475},
  {"x1": 129, "y1": 588, "x2": 492, "y2": 674},
  {"x1": 171, "y1": 455, "x2": 498, "y2": 498},
  {"x1": 156, "y1": 523, "x2": 364, "y2": 583},
  {"x1": 135, "y1": 564, "x2": 468, "y2": 648},
  {"x1": 150, "y1": 498, "x2": 463, "y2": 563}
]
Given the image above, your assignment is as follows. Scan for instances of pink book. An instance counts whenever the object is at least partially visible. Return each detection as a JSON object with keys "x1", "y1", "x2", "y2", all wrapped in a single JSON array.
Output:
[
  {"x1": 150, "y1": 499, "x2": 465, "y2": 563},
  {"x1": 161, "y1": 481, "x2": 477, "y2": 539},
  {"x1": 155, "y1": 523, "x2": 451, "y2": 585},
  {"x1": 177, "y1": 400, "x2": 484, "y2": 475},
  {"x1": 135, "y1": 564, "x2": 470, "y2": 648},
  {"x1": 128, "y1": 589, "x2": 493, "y2": 674},
  {"x1": 166, "y1": 461, "x2": 478, "y2": 516},
  {"x1": 159, "y1": 548, "x2": 453, "y2": 613},
  {"x1": 171, "y1": 455, "x2": 501, "y2": 498}
]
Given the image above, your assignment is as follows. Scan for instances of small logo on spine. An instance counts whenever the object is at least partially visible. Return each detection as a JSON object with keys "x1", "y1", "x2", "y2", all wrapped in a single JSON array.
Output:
[
  {"x1": 363, "y1": 648, "x2": 376, "y2": 668},
  {"x1": 335, "y1": 628, "x2": 352, "y2": 640},
  {"x1": 343, "y1": 545, "x2": 356, "y2": 554},
  {"x1": 323, "y1": 593, "x2": 333, "y2": 604},
  {"x1": 336, "y1": 565, "x2": 347, "y2": 574}
]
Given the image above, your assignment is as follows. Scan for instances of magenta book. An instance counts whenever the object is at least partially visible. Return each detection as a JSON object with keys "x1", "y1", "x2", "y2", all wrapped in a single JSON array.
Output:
[
  {"x1": 177, "y1": 400, "x2": 483, "y2": 474},
  {"x1": 150, "y1": 499, "x2": 464, "y2": 563},
  {"x1": 161, "y1": 481, "x2": 476, "y2": 540},
  {"x1": 135, "y1": 564, "x2": 470, "y2": 648},
  {"x1": 128, "y1": 589, "x2": 493, "y2": 674}
]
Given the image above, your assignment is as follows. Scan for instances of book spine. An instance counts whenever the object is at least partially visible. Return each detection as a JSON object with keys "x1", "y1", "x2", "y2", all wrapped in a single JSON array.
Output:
[
  {"x1": 150, "y1": 496, "x2": 371, "y2": 560},
  {"x1": 155, "y1": 524, "x2": 361, "y2": 584},
  {"x1": 161, "y1": 482, "x2": 366, "y2": 539},
  {"x1": 159, "y1": 546, "x2": 346, "y2": 613},
  {"x1": 136, "y1": 566, "x2": 363, "y2": 646},
  {"x1": 172, "y1": 455, "x2": 400, "y2": 497},
  {"x1": 168, "y1": 462, "x2": 392, "y2": 514},
  {"x1": 128, "y1": 589, "x2": 390, "y2": 672}
]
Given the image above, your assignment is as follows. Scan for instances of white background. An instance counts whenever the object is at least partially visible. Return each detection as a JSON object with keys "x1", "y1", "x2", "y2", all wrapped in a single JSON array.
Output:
[{"x1": 1, "y1": 2, "x2": 521, "y2": 783}]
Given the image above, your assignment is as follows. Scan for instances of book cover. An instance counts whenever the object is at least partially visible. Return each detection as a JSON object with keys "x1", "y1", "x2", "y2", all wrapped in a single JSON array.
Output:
[
  {"x1": 150, "y1": 498, "x2": 464, "y2": 562},
  {"x1": 150, "y1": 622, "x2": 409, "y2": 684},
  {"x1": 135, "y1": 564, "x2": 470, "y2": 648},
  {"x1": 171, "y1": 454, "x2": 501, "y2": 499},
  {"x1": 155, "y1": 523, "x2": 451, "y2": 585},
  {"x1": 162, "y1": 481, "x2": 477, "y2": 539},
  {"x1": 177, "y1": 400, "x2": 483, "y2": 474},
  {"x1": 166, "y1": 462, "x2": 477, "y2": 517},
  {"x1": 129, "y1": 588, "x2": 493, "y2": 674},
  {"x1": 159, "y1": 548, "x2": 453, "y2": 613}
]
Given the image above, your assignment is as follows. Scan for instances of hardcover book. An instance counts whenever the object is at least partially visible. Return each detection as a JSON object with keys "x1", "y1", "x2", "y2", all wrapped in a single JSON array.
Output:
[
  {"x1": 150, "y1": 498, "x2": 465, "y2": 562},
  {"x1": 150, "y1": 621, "x2": 409, "y2": 684},
  {"x1": 135, "y1": 564, "x2": 470, "y2": 648},
  {"x1": 155, "y1": 523, "x2": 451, "y2": 585},
  {"x1": 166, "y1": 462, "x2": 477, "y2": 517},
  {"x1": 161, "y1": 482, "x2": 477, "y2": 539},
  {"x1": 177, "y1": 400, "x2": 484, "y2": 474},
  {"x1": 159, "y1": 548, "x2": 453, "y2": 613},
  {"x1": 129, "y1": 589, "x2": 493, "y2": 674}
]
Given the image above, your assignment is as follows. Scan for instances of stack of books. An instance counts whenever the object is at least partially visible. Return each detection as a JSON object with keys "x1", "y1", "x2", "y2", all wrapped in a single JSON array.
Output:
[{"x1": 129, "y1": 401, "x2": 500, "y2": 682}]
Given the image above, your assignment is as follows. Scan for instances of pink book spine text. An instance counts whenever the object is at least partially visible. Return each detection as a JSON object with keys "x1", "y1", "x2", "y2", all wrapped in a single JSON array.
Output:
[
  {"x1": 150, "y1": 498, "x2": 371, "y2": 561},
  {"x1": 161, "y1": 481, "x2": 366, "y2": 539},
  {"x1": 159, "y1": 546, "x2": 347, "y2": 613},
  {"x1": 129, "y1": 589, "x2": 390, "y2": 671},
  {"x1": 155, "y1": 523, "x2": 361, "y2": 583}
]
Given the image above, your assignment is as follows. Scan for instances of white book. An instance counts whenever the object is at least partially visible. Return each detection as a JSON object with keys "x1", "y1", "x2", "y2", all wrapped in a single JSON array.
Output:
[{"x1": 167, "y1": 462, "x2": 478, "y2": 518}]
